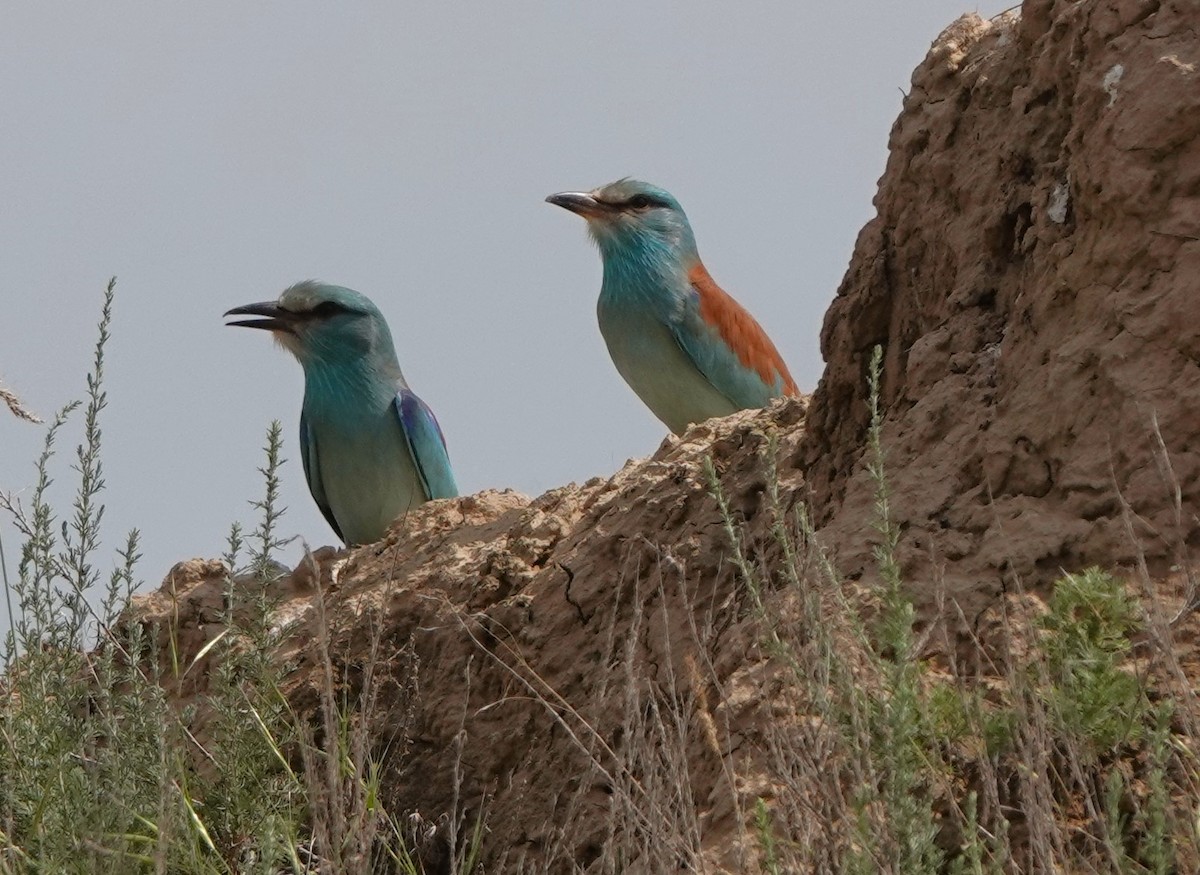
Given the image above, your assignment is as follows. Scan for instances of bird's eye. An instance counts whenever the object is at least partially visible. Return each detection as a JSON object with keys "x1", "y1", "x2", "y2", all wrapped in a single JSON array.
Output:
[
  {"x1": 627, "y1": 194, "x2": 655, "y2": 210},
  {"x1": 310, "y1": 301, "x2": 348, "y2": 318}
]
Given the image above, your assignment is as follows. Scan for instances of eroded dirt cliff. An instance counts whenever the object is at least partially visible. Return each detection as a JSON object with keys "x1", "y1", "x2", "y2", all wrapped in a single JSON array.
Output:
[
  {"x1": 804, "y1": 0, "x2": 1200, "y2": 620},
  {"x1": 139, "y1": 401, "x2": 810, "y2": 872}
]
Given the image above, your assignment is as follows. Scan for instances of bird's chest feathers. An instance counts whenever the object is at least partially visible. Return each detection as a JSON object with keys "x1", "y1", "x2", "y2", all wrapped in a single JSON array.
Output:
[
  {"x1": 597, "y1": 294, "x2": 681, "y2": 372},
  {"x1": 309, "y1": 403, "x2": 397, "y2": 453},
  {"x1": 302, "y1": 364, "x2": 394, "y2": 425},
  {"x1": 301, "y1": 375, "x2": 425, "y2": 536},
  {"x1": 304, "y1": 388, "x2": 410, "y2": 478},
  {"x1": 596, "y1": 261, "x2": 738, "y2": 431}
]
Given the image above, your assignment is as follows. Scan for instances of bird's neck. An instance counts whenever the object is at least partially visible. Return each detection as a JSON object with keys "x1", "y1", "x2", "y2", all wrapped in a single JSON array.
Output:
[
  {"x1": 598, "y1": 235, "x2": 696, "y2": 307},
  {"x1": 300, "y1": 357, "x2": 404, "y2": 421}
]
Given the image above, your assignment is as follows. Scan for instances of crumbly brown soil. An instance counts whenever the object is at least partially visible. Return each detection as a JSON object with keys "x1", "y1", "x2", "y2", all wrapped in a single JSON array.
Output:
[
  {"x1": 803, "y1": 0, "x2": 1200, "y2": 624},
  {"x1": 138, "y1": 401, "x2": 810, "y2": 871}
]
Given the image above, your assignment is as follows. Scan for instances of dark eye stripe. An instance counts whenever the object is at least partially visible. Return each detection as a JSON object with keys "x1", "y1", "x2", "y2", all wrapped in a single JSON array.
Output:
[
  {"x1": 625, "y1": 193, "x2": 666, "y2": 210},
  {"x1": 310, "y1": 300, "x2": 348, "y2": 317},
  {"x1": 281, "y1": 300, "x2": 355, "y2": 319}
]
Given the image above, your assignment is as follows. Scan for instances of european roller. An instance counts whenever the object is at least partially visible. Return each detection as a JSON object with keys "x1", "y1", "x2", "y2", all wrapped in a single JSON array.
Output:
[
  {"x1": 224, "y1": 281, "x2": 457, "y2": 545},
  {"x1": 546, "y1": 179, "x2": 798, "y2": 435}
]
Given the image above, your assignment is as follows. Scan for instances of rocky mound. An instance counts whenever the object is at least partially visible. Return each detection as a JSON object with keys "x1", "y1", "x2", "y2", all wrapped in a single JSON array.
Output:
[
  {"x1": 138, "y1": 401, "x2": 809, "y2": 872},
  {"x1": 803, "y1": 0, "x2": 1200, "y2": 620}
]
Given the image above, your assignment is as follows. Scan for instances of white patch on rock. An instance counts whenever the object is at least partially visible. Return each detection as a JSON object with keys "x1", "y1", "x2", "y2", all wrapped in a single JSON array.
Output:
[
  {"x1": 1103, "y1": 63, "x2": 1124, "y2": 106},
  {"x1": 270, "y1": 599, "x2": 311, "y2": 636},
  {"x1": 1158, "y1": 54, "x2": 1196, "y2": 75},
  {"x1": 1047, "y1": 182, "x2": 1070, "y2": 224}
]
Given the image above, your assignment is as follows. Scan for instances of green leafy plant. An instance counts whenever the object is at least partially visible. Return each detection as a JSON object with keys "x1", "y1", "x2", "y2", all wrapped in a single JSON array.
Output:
[{"x1": 1038, "y1": 566, "x2": 1145, "y2": 752}]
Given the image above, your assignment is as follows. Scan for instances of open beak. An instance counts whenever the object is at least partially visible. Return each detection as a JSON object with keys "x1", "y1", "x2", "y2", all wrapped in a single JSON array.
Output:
[
  {"x1": 545, "y1": 191, "x2": 608, "y2": 218},
  {"x1": 223, "y1": 301, "x2": 295, "y2": 333}
]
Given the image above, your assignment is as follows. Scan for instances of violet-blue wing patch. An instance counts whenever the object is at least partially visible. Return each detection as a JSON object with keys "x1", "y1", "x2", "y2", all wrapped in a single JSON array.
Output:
[{"x1": 394, "y1": 389, "x2": 459, "y2": 501}]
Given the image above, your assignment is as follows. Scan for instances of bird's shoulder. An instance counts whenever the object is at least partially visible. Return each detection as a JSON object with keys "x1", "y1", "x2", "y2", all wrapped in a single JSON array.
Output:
[{"x1": 682, "y1": 263, "x2": 798, "y2": 396}]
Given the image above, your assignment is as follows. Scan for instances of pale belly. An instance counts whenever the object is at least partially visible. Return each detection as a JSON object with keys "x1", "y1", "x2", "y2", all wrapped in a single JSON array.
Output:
[
  {"x1": 314, "y1": 419, "x2": 426, "y2": 545},
  {"x1": 598, "y1": 304, "x2": 738, "y2": 435}
]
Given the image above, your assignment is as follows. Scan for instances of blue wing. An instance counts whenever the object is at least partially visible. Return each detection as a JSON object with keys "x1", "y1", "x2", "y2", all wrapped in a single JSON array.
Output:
[
  {"x1": 666, "y1": 267, "x2": 797, "y2": 409},
  {"x1": 394, "y1": 389, "x2": 458, "y2": 500},
  {"x1": 299, "y1": 410, "x2": 344, "y2": 542},
  {"x1": 668, "y1": 305, "x2": 774, "y2": 409}
]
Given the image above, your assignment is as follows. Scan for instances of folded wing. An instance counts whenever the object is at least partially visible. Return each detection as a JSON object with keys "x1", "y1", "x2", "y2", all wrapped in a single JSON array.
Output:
[
  {"x1": 394, "y1": 389, "x2": 459, "y2": 501},
  {"x1": 668, "y1": 263, "x2": 798, "y2": 409},
  {"x1": 299, "y1": 411, "x2": 344, "y2": 542}
]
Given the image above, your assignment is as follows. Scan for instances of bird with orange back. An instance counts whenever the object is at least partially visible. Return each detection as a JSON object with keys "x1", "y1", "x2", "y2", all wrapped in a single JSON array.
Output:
[{"x1": 547, "y1": 179, "x2": 798, "y2": 435}]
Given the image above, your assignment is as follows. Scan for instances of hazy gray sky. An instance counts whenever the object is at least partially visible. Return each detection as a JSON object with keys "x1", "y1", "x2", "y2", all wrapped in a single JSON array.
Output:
[{"x1": 1, "y1": 2, "x2": 1004, "y2": 603}]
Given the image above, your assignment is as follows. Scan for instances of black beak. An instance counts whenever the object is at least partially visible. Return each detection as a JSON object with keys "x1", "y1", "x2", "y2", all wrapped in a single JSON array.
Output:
[
  {"x1": 224, "y1": 301, "x2": 294, "y2": 333},
  {"x1": 546, "y1": 191, "x2": 607, "y2": 218}
]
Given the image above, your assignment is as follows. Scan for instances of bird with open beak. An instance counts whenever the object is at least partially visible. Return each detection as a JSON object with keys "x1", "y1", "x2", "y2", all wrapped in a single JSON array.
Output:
[{"x1": 225, "y1": 281, "x2": 457, "y2": 545}]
